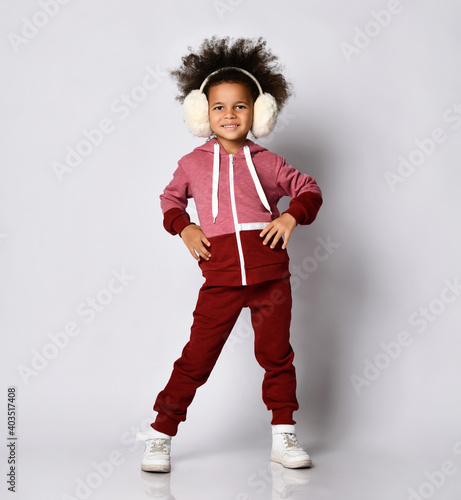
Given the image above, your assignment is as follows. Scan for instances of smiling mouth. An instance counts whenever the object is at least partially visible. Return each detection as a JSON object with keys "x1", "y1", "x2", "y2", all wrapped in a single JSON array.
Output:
[{"x1": 222, "y1": 124, "x2": 239, "y2": 129}]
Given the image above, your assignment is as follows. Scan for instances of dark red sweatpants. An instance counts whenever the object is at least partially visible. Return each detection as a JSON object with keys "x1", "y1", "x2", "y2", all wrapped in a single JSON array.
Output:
[{"x1": 151, "y1": 278, "x2": 299, "y2": 436}]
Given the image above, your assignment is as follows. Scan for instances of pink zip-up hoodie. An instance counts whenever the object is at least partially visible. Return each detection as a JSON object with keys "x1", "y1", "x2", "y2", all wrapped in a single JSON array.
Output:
[{"x1": 160, "y1": 137, "x2": 323, "y2": 286}]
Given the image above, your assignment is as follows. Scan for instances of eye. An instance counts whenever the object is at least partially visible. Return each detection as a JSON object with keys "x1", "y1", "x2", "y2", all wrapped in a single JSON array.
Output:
[
  {"x1": 213, "y1": 105, "x2": 224, "y2": 111},
  {"x1": 236, "y1": 105, "x2": 246, "y2": 109}
]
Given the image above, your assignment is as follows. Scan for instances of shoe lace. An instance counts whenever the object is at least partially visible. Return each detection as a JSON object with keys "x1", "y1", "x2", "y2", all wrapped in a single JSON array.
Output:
[
  {"x1": 148, "y1": 438, "x2": 168, "y2": 454},
  {"x1": 282, "y1": 433, "x2": 302, "y2": 449}
]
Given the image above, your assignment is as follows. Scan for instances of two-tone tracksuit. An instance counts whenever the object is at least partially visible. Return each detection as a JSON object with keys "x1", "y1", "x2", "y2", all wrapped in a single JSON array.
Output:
[{"x1": 151, "y1": 137, "x2": 322, "y2": 436}]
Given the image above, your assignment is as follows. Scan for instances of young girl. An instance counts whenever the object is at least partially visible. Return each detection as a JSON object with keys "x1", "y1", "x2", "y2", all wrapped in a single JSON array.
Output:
[{"x1": 137, "y1": 36, "x2": 323, "y2": 472}]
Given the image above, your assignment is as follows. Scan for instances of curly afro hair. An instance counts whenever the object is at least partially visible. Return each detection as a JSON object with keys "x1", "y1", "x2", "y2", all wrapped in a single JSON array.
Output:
[{"x1": 170, "y1": 36, "x2": 293, "y2": 111}]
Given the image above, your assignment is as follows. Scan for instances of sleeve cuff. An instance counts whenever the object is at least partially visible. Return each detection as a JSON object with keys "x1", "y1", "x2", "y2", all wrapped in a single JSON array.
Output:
[
  {"x1": 172, "y1": 216, "x2": 194, "y2": 236},
  {"x1": 163, "y1": 208, "x2": 193, "y2": 236},
  {"x1": 282, "y1": 203, "x2": 305, "y2": 225},
  {"x1": 283, "y1": 192, "x2": 323, "y2": 225}
]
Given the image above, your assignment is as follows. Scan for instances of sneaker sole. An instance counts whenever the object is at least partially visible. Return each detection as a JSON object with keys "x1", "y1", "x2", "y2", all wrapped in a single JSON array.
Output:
[
  {"x1": 271, "y1": 451, "x2": 312, "y2": 469},
  {"x1": 141, "y1": 464, "x2": 171, "y2": 473}
]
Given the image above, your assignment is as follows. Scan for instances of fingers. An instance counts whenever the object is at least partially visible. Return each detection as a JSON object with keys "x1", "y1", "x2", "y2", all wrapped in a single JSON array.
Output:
[
  {"x1": 281, "y1": 233, "x2": 290, "y2": 249},
  {"x1": 188, "y1": 244, "x2": 210, "y2": 261},
  {"x1": 259, "y1": 223, "x2": 275, "y2": 245},
  {"x1": 197, "y1": 238, "x2": 211, "y2": 260},
  {"x1": 261, "y1": 225, "x2": 282, "y2": 249},
  {"x1": 188, "y1": 240, "x2": 211, "y2": 261},
  {"x1": 181, "y1": 226, "x2": 212, "y2": 261},
  {"x1": 188, "y1": 246, "x2": 201, "y2": 261},
  {"x1": 259, "y1": 224, "x2": 271, "y2": 238},
  {"x1": 188, "y1": 238, "x2": 211, "y2": 261},
  {"x1": 260, "y1": 217, "x2": 295, "y2": 249},
  {"x1": 269, "y1": 231, "x2": 282, "y2": 249}
]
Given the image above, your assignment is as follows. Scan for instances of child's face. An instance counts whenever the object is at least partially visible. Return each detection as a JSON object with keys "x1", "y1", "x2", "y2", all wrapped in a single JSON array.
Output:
[{"x1": 207, "y1": 82, "x2": 254, "y2": 154}]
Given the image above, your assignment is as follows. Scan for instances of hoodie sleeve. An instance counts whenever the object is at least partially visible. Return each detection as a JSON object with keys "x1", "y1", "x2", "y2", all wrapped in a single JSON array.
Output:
[
  {"x1": 276, "y1": 157, "x2": 323, "y2": 225},
  {"x1": 160, "y1": 163, "x2": 195, "y2": 236}
]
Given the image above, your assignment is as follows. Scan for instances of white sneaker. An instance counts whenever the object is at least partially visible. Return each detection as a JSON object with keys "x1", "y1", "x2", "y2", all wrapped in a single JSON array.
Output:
[
  {"x1": 136, "y1": 428, "x2": 172, "y2": 472},
  {"x1": 271, "y1": 425, "x2": 312, "y2": 469}
]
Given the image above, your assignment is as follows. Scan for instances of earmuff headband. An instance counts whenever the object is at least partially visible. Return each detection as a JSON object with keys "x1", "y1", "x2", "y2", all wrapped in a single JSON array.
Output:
[
  {"x1": 198, "y1": 67, "x2": 264, "y2": 95},
  {"x1": 183, "y1": 66, "x2": 278, "y2": 138}
]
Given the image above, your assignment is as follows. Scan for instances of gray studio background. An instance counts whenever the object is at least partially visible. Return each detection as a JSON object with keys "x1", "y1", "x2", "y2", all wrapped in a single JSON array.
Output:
[{"x1": 1, "y1": 0, "x2": 461, "y2": 499}]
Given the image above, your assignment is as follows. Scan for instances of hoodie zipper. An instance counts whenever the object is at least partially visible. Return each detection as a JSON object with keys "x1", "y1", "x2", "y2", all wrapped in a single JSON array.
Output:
[{"x1": 228, "y1": 154, "x2": 247, "y2": 286}]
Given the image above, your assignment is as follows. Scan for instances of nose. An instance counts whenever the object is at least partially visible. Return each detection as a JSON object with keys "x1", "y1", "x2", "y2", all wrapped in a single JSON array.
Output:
[{"x1": 225, "y1": 108, "x2": 236, "y2": 118}]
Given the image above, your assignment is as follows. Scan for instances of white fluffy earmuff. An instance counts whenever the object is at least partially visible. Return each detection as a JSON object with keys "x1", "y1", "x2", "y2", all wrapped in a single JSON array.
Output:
[{"x1": 182, "y1": 67, "x2": 278, "y2": 139}]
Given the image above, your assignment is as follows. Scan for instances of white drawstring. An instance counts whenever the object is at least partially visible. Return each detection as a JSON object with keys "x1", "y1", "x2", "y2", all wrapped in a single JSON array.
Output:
[
  {"x1": 212, "y1": 142, "x2": 272, "y2": 223},
  {"x1": 212, "y1": 141, "x2": 220, "y2": 223},
  {"x1": 243, "y1": 145, "x2": 272, "y2": 214}
]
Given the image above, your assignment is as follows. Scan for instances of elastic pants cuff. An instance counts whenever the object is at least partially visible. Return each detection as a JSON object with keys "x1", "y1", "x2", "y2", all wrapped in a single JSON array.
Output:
[
  {"x1": 271, "y1": 407, "x2": 296, "y2": 425},
  {"x1": 151, "y1": 414, "x2": 181, "y2": 437}
]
